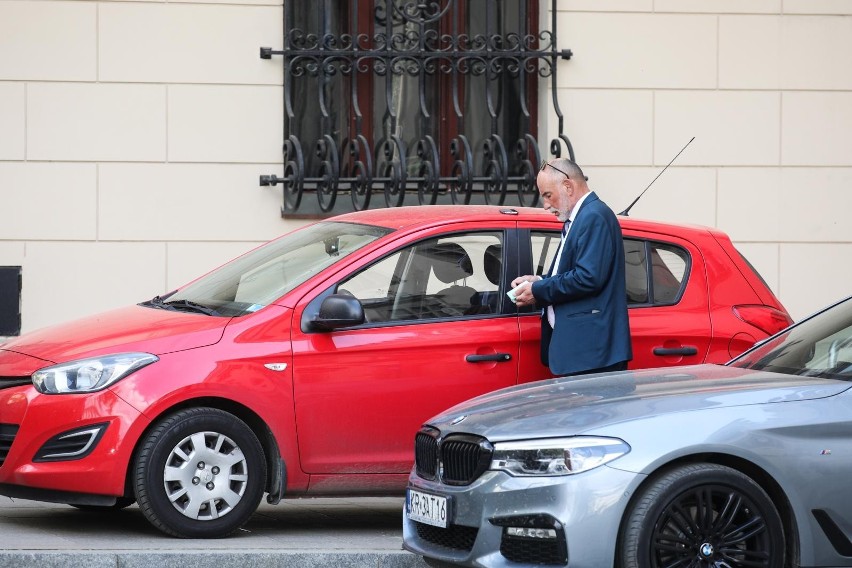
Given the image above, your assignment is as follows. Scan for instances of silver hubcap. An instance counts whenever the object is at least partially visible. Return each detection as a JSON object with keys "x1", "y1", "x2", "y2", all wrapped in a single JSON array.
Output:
[{"x1": 163, "y1": 431, "x2": 248, "y2": 520}]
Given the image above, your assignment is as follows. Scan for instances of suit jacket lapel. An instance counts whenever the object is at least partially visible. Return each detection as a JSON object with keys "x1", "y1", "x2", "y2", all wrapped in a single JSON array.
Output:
[{"x1": 548, "y1": 192, "x2": 598, "y2": 275}]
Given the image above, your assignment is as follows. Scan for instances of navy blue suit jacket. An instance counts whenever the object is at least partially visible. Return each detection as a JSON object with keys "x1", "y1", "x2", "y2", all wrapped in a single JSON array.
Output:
[{"x1": 531, "y1": 192, "x2": 632, "y2": 375}]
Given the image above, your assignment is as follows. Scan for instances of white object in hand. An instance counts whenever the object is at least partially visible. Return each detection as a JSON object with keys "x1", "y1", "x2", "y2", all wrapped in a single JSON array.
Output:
[{"x1": 507, "y1": 280, "x2": 530, "y2": 302}]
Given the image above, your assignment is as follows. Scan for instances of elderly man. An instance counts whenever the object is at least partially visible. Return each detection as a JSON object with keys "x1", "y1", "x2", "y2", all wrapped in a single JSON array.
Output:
[{"x1": 511, "y1": 158, "x2": 632, "y2": 376}]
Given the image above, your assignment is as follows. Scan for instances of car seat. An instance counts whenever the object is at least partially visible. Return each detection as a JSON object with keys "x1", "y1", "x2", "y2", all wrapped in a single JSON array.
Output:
[
  {"x1": 429, "y1": 242, "x2": 477, "y2": 316},
  {"x1": 475, "y1": 243, "x2": 502, "y2": 313}
]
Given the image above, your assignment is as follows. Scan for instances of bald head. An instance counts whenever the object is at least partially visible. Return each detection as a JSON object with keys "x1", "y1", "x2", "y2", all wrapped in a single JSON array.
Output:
[{"x1": 539, "y1": 158, "x2": 588, "y2": 186}]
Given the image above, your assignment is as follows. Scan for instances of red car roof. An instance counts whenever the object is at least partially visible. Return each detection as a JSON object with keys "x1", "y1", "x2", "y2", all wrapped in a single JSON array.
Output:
[{"x1": 331, "y1": 204, "x2": 721, "y2": 239}]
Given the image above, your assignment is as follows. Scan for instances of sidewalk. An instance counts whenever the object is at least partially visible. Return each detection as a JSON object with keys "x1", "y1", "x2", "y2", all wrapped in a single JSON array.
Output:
[{"x1": 0, "y1": 495, "x2": 429, "y2": 567}]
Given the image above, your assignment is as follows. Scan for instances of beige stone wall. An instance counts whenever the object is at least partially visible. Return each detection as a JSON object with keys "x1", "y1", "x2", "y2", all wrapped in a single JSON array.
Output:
[
  {"x1": 0, "y1": 0, "x2": 291, "y2": 333},
  {"x1": 1, "y1": 0, "x2": 850, "y2": 339},
  {"x1": 549, "y1": 1, "x2": 852, "y2": 320}
]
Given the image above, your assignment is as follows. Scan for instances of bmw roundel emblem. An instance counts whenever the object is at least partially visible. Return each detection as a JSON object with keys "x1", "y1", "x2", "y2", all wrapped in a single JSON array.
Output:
[{"x1": 450, "y1": 414, "x2": 468, "y2": 425}]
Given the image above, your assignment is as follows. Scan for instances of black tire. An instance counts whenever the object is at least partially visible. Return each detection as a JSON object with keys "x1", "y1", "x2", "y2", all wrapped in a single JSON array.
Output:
[
  {"x1": 619, "y1": 463, "x2": 785, "y2": 568},
  {"x1": 71, "y1": 497, "x2": 136, "y2": 512},
  {"x1": 133, "y1": 408, "x2": 266, "y2": 538}
]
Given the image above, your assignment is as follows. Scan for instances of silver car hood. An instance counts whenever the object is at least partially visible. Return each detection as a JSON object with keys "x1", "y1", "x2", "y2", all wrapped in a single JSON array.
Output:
[{"x1": 426, "y1": 364, "x2": 852, "y2": 441}]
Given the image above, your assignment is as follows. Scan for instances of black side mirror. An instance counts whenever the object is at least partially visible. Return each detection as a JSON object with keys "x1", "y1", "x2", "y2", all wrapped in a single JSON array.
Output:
[{"x1": 310, "y1": 294, "x2": 365, "y2": 331}]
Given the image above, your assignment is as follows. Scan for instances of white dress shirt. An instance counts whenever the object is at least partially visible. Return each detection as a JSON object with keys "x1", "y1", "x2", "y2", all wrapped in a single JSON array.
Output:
[{"x1": 547, "y1": 191, "x2": 592, "y2": 328}]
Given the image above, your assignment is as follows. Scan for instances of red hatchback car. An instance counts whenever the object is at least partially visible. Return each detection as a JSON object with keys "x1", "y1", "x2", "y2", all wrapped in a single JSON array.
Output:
[{"x1": 0, "y1": 206, "x2": 790, "y2": 538}]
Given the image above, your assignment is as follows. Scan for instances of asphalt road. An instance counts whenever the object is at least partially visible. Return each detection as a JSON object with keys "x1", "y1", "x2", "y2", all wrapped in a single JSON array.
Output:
[{"x1": 0, "y1": 495, "x2": 430, "y2": 567}]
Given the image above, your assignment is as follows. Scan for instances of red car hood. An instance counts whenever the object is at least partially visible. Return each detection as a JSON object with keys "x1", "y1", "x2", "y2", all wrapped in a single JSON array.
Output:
[{"x1": 0, "y1": 304, "x2": 228, "y2": 368}]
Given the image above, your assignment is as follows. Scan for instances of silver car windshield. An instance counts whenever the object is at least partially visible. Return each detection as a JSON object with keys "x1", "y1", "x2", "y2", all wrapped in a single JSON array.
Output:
[
  {"x1": 730, "y1": 296, "x2": 852, "y2": 381},
  {"x1": 144, "y1": 221, "x2": 392, "y2": 317}
]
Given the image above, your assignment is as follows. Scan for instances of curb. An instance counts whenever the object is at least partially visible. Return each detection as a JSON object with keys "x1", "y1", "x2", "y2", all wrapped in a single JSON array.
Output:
[{"x1": 0, "y1": 551, "x2": 430, "y2": 568}]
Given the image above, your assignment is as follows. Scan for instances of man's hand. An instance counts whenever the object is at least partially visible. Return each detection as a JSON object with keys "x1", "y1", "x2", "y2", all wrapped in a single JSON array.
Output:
[{"x1": 510, "y1": 275, "x2": 541, "y2": 307}]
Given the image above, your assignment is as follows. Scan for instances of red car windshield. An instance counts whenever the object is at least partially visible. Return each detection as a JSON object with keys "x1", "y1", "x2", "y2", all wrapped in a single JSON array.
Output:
[{"x1": 153, "y1": 222, "x2": 392, "y2": 317}]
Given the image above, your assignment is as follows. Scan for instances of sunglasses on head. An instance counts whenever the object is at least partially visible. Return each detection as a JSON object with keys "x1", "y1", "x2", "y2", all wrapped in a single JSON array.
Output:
[
  {"x1": 540, "y1": 161, "x2": 570, "y2": 178},
  {"x1": 540, "y1": 161, "x2": 588, "y2": 182}
]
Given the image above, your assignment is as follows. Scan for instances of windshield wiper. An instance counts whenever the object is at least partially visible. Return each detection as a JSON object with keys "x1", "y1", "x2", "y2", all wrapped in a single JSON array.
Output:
[
  {"x1": 144, "y1": 295, "x2": 176, "y2": 311},
  {"x1": 142, "y1": 296, "x2": 221, "y2": 316},
  {"x1": 163, "y1": 300, "x2": 222, "y2": 317}
]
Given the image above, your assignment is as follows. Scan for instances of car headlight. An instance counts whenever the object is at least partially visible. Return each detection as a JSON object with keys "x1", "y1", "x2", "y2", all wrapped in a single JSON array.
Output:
[
  {"x1": 32, "y1": 352, "x2": 158, "y2": 394},
  {"x1": 490, "y1": 436, "x2": 630, "y2": 476}
]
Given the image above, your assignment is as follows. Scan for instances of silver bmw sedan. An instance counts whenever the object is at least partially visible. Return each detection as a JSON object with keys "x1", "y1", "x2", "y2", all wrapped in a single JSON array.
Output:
[{"x1": 403, "y1": 295, "x2": 852, "y2": 568}]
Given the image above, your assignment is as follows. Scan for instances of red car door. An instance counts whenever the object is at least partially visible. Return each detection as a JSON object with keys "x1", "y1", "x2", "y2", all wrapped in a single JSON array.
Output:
[
  {"x1": 621, "y1": 228, "x2": 712, "y2": 368},
  {"x1": 290, "y1": 227, "x2": 520, "y2": 475},
  {"x1": 519, "y1": 222, "x2": 712, "y2": 371}
]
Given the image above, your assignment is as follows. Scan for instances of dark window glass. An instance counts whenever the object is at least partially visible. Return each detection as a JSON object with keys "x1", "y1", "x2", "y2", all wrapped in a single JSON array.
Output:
[
  {"x1": 650, "y1": 243, "x2": 689, "y2": 304},
  {"x1": 624, "y1": 239, "x2": 649, "y2": 304},
  {"x1": 0, "y1": 266, "x2": 21, "y2": 336},
  {"x1": 282, "y1": 0, "x2": 541, "y2": 214}
]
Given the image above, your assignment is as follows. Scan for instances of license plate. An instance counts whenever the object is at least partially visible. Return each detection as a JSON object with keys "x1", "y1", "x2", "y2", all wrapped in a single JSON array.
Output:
[{"x1": 407, "y1": 488, "x2": 450, "y2": 528}]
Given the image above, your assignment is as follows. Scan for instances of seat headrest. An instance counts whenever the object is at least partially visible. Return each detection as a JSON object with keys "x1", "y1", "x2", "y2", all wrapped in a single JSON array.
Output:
[
  {"x1": 483, "y1": 243, "x2": 502, "y2": 285},
  {"x1": 429, "y1": 242, "x2": 473, "y2": 284}
]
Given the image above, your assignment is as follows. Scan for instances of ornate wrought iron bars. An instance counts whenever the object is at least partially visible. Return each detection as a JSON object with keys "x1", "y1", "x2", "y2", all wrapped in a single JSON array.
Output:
[{"x1": 260, "y1": 0, "x2": 574, "y2": 216}]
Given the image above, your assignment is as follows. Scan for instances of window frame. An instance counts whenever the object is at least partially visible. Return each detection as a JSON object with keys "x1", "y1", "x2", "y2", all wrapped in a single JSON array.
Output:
[
  {"x1": 303, "y1": 229, "x2": 512, "y2": 331},
  {"x1": 625, "y1": 238, "x2": 692, "y2": 308},
  {"x1": 523, "y1": 229, "x2": 692, "y2": 310}
]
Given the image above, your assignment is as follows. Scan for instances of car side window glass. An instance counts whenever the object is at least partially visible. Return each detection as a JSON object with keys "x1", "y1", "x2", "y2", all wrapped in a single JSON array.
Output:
[
  {"x1": 530, "y1": 232, "x2": 559, "y2": 277},
  {"x1": 651, "y1": 244, "x2": 688, "y2": 304},
  {"x1": 625, "y1": 239, "x2": 690, "y2": 307},
  {"x1": 339, "y1": 232, "x2": 504, "y2": 324},
  {"x1": 532, "y1": 233, "x2": 688, "y2": 307},
  {"x1": 624, "y1": 239, "x2": 649, "y2": 304},
  {"x1": 337, "y1": 253, "x2": 400, "y2": 322}
]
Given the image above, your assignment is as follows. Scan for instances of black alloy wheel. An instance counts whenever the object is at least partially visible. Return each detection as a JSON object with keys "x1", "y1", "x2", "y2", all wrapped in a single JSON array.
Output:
[
  {"x1": 133, "y1": 407, "x2": 266, "y2": 538},
  {"x1": 619, "y1": 463, "x2": 785, "y2": 568}
]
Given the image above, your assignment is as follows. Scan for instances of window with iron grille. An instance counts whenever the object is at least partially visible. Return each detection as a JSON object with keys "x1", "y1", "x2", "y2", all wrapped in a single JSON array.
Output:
[{"x1": 260, "y1": 0, "x2": 575, "y2": 216}]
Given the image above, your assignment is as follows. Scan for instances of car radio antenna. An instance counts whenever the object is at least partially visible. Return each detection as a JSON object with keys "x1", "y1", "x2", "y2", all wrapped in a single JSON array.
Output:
[{"x1": 619, "y1": 136, "x2": 695, "y2": 216}]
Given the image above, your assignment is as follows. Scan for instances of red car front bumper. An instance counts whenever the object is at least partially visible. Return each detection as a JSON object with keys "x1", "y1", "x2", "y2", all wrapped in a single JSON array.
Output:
[{"x1": 0, "y1": 382, "x2": 148, "y2": 503}]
